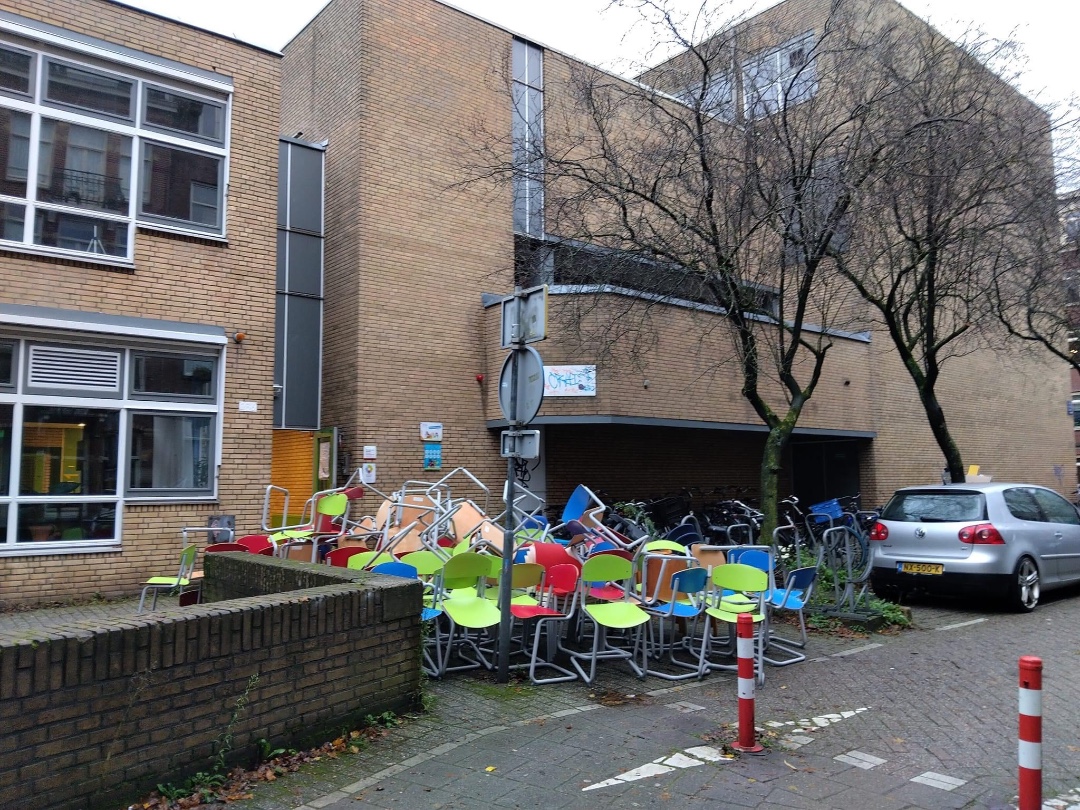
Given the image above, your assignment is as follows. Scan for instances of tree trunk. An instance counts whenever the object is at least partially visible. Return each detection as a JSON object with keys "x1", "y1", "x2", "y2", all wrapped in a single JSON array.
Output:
[
  {"x1": 759, "y1": 414, "x2": 798, "y2": 542},
  {"x1": 922, "y1": 388, "x2": 965, "y2": 483}
]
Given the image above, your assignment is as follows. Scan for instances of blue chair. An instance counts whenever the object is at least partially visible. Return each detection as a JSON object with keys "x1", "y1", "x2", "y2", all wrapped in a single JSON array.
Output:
[
  {"x1": 644, "y1": 566, "x2": 709, "y2": 680},
  {"x1": 371, "y1": 561, "x2": 444, "y2": 675},
  {"x1": 764, "y1": 566, "x2": 818, "y2": 666}
]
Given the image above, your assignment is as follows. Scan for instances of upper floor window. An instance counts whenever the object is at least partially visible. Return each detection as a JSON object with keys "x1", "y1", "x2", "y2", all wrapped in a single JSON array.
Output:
[
  {"x1": 678, "y1": 73, "x2": 734, "y2": 121},
  {"x1": 512, "y1": 38, "x2": 544, "y2": 237},
  {"x1": 743, "y1": 32, "x2": 817, "y2": 118},
  {"x1": 0, "y1": 38, "x2": 230, "y2": 263}
]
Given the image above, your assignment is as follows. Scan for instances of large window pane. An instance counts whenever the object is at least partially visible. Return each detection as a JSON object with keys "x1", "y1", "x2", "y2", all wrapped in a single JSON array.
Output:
[
  {"x1": 34, "y1": 209, "x2": 128, "y2": 256},
  {"x1": 38, "y1": 120, "x2": 131, "y2": 213},
  {"x1": 140, "y1": 142, "x2": 221, "y2": 229},
  {"x1": 0, "y1": 403, "x2": 10, "y2": 495},
  {"x1": 0, "y1": 48, "x2": 32, "y2": 96},
  {"x1": 17, "y1": 501, "x2": 115, "y2": 542},
  {"x1": 0, "y1": 202, "x2": 24, "y2": 242},
  {"x1": 0, "y1": 107, "x2": 30, "y2": 198},
  {"x1": 45, "y1": 60, "x2": 133, "y2": 119},
  {"x1": 129, "y1": 414, "x2": 212, "y2": 491},
  {"x1": 20, "y1": 406, "x2": 119, "y2": 495},
  {"x1": 132, "y1": 353, "x2": 215, "y2": 398},
  {"x1": 144, "y1": 87, "x2": 224, "y2": 142}
]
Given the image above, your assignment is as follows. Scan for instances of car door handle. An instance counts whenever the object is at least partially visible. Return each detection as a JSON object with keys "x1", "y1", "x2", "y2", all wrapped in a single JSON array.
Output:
[{"x1": 1054, "y1": 532, "x2": 1064, "y2": 538}]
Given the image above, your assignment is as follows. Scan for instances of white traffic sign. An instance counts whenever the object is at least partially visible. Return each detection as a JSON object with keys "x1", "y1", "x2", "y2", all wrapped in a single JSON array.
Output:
[{"x1": 498, "y1": 346, "x2": 544, "y2": 424}]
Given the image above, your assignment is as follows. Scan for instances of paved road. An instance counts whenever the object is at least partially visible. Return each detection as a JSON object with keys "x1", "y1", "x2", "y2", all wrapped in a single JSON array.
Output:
[{"x1": 229, "y1": 591, "x2": 1080, "y2": 810}]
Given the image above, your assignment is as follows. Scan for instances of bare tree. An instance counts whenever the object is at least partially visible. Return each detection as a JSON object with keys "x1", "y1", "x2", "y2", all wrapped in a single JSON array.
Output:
[
  {"x1": 468, "y1": 0, "x2": 907, "y2": 536},
  {"x1": 827, "y1": 13, "x2": 1060, "y2": 483}
]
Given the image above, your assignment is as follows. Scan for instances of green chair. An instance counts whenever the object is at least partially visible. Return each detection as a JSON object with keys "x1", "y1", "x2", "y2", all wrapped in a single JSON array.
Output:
[
  {"x1": 698, "y1": 563, "x2": 768, "y2": 683},
  {"x1": 437, "y1": 552, "x2": 502, "y2": 675},
  {"x1": 137, "y1": 545, "x2": 198, "y2": 613},
  {"x1": 346, "y1": 550, "x2": 396, "y2": 571},
  {"x1": 272, "y1": 492, "x2": 350, "y2": 561},
  {"x1": 562, "y1": 554, "x2": 651, "y2": 684}
]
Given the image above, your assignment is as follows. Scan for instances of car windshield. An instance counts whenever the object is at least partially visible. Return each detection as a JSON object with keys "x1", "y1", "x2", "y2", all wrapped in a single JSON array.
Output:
[{"x1": 881, "y1": 490, "x2": 986, "y2": 523}]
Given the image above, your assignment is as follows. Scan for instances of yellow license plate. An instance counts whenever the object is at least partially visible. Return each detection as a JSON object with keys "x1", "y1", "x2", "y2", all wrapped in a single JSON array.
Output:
[{"x1": 898, "y1": 562, "x2": 943, "y2": 575}]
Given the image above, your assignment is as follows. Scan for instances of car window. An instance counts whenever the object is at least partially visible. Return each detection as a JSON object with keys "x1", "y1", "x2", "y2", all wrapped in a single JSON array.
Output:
[
  {"x1": 1003, "y1": 488, "x2": 1043, "y2": 522},
  {"x1": 1032, "y1": 489, "x2": 1080, "y2": 526},
  {"x1": 881, "y1": 490, "x2": 986, "y2": 522}
]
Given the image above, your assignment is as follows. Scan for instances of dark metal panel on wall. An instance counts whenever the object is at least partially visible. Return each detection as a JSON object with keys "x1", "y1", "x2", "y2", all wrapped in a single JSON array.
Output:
[{"x1": 274, "y1": 139, "x2": 325, "y2": 429}]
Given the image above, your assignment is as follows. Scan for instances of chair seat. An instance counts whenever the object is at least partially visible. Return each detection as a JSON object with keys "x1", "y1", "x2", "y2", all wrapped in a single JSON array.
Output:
[
  {"x1": 271, "y1": 529, "x2": 313, "y2": 541},
  {"x1": 588, "y1": 584, "x2": 626, "y2": 601},
  {"x1": 649, "y1": 600, "x2": 700, "y2": 619},
  {"x1": 770, "y1": 590, "x2": 806, "y2": 609},
  {"x1": 585, "y1": 601, "x2": 650, "y2": 629},
  {"x1": 510, "y1": 604, "x2": 562, "y2": 620},
  {"x1": 421, "y1": 607, "x2": 442, "y2": 621},
  {"x1": 705, "y1": 605, "x2": 764, "y2": 624},
  {"x1": 144, "y1": 576, "x2": 189, "y2": 586},
  {"x1": 443, "y1": 596, "x2": 501, "y2": 629}
]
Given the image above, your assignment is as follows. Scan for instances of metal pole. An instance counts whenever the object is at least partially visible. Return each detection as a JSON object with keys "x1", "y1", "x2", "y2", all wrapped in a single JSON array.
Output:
[
  {"x1": 1018, "y1": 655, "x2": 1043, "y2": 810},
  {"x1": 496, "y1": 290, "x2": 522, "y2": 683}
]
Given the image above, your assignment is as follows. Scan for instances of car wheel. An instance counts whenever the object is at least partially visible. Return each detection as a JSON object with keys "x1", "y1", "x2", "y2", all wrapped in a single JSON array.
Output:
[{"x1": 1008, "y1": 556, "x2": 1040, "y2": 612}]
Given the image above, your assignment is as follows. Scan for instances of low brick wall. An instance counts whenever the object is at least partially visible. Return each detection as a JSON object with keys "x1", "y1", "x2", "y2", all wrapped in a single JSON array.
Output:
[{"x1": 0, "y1": 554, "x2": 422, "y2": 810}]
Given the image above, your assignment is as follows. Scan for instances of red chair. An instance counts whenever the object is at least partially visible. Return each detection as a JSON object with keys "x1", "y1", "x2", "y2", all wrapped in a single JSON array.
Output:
[
  {"x1": 236, "y1": 535, "x2": 275, "y2": 555},
  {"x1": 325, "y1": 546, "x2": 367, "y2": 567},
  {"x1": 205, "y1": 543, "x2": 249, "y2": 553}
]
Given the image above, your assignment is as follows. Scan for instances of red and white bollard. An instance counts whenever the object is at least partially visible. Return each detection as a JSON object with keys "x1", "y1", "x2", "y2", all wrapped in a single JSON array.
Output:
[
  {"x1": 1018, "y1": 655, "x2": 1042, "y2": 810},
  {"x1": 731, "y1": 612, "x2": 763, "y2": 753}
]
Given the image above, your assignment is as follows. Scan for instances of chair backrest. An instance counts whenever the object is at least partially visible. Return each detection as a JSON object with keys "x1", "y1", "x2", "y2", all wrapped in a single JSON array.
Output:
[
  {"x1": 451, "y1": 501, "x2": 488, "y2": 541},
  {"x1": 316, "y1": 492, "x2": 349, "y2": 517},
  {"x1": 665, "y1": 523, "x2": 702, "y2": 546},
  {"x1": 178, "y1": 545, "x2": 198, "y2": 579},
  {"x1": 523, "y1": 542, "x2": 581, "y2": 572},
  {"x1": 325, "y1": 546, "x2": 367, "y2": 567},
  {"x1": 638, "y1": 552, "x2": 692, "y2": 603},
  {"x1": 400, "y1": 550, "x2": 447, "y2": 577},
  {"x1": 236, "y1": 534, "x2": 273, "y2": 554},
  {"x1": 372, "y1": 561, "x2": 420, "y2": 579},
  {"x1": 205, "y1": 543, "x2": 248, "y2": 553},
  {"x1": 712, "y1": 562, "x2": 768, "y2": 593},
  {"x1": 690, "y1": 544, "x2": 727, "y2": 573},
  {"x1": 540, "y1": 563, "x2": 580, "y2": 609},
  {"x1": 441, "y1": 551, "x2": 495, "y2": 590},
  {"x1": 508, "y1": 562, "x2": 544, "y2": 589},
  {"x1": 776, "y1": 566, "x2": 818, "y2": 608},
  {"x1": 580, "y1": 553, "x2": 633, "y2": 585},
  {"x1": 669, "y1": 567, "x2": 709, "y2": 602},
  {"x1": 347, "y1": 550, "x2": 395, "y2": 570},
  {"x1": 643, "y1": 539, "x2": 688, "y2": 554},
  {"x1": 738, "y1": 549, "x2": 771, "y2": 572},
  {"x1": 560, "y1": 485, "x2": 593, "y2": 523}
]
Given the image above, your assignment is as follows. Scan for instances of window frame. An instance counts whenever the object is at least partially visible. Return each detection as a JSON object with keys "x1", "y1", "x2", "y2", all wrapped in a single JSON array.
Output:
[
  {"x1": 742, "y1": 31, "x2": 817, "y2": 119},
  {"x1": 129, "y1": 349, "x2": 217, "y2": 402},
  {"x1": 0, "y1": 335, "x2": 224, "y2": 556},
  {"x1": 0, "y1": 34, "x2": 231, "y2": 265}
]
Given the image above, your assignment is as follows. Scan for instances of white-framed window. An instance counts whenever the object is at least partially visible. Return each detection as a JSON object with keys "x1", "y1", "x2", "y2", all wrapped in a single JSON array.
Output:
[
  {"x1": 742, "y1": 32, "x2": 817, "y2": 118},
  {"x1": 0, "y1": 336, "x2": 222, "y2": 556},
  {"x1": 0, "y1": 36, "x2": 230, "y2": 265},
  {"x1": 678, "y1": 73, "x2": 734, "y2": 121}
]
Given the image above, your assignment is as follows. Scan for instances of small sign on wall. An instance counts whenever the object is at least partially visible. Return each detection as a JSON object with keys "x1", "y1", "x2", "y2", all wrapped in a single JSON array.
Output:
[
  {"x1": 544, "y1": 365, "x2": 597, "y2": 397},
  {"x1": 420, "y1": 422, "x2": 444, "y2": 441},
  {"x1": 423, "y1": 442, "x2": 442, "y2": 471},
  {"x1": 361, "y1": 462, "x2": 377, "y2": 484}
]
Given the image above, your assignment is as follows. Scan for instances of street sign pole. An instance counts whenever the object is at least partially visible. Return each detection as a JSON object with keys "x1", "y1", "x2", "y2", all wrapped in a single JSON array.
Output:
[{"x1": 496, "y1": 290, "x2": 521, "y2": 683}]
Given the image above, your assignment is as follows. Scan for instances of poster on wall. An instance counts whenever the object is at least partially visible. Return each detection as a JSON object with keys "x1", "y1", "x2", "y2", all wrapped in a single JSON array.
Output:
[
  {"x1": 543, "y1": 365, "x2": 597, "y2": 397},
  {"x1": 318, "y1": 442, "x2": 331, "y2": 479},
  {"x1": 420, "y1": 422, "x2": 444, "y2": 441},
  {"x1": 423, "y1": 442, "x2": 443, "y2": 471},
  {"x1": 361, "y1": 462, "x2": 377, "y2": 484}
]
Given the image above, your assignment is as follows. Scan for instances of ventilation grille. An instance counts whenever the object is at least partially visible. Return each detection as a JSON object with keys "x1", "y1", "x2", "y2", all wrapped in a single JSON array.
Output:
[{"x1": 28, "y1": 345, "x2": 121, "y2": 391}]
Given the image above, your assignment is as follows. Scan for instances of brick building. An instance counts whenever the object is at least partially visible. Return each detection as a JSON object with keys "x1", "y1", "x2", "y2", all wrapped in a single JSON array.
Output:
[
  {"x1": 0, "y1": 0, "x2": 280, "y2": 602},
  {"x1": 281, "y1": 0, "x2": 1074, "y2": 513}
]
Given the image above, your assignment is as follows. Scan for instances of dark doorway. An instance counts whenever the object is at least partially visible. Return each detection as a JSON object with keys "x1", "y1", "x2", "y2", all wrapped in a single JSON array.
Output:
[{"x1": 791, "y1": 439, "x2": 863, "y2": 507}]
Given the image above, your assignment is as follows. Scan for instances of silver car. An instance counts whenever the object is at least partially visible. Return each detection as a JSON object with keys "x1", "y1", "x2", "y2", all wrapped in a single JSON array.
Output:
[{"x1": 868, "y1": 483, "x2": 1080, "y2": 611}]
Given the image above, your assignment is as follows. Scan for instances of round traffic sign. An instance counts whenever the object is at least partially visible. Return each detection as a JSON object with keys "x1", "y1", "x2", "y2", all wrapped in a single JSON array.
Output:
[{"x1": 498, "y1": 346, "x2": 545, "y2": 424}]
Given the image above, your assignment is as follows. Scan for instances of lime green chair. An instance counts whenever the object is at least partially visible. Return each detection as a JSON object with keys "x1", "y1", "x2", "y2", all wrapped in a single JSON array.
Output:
[
  {"x1": 137, "y1": 545, "x2": 197, "y2": 613},
  {"x1": 698, "y1": 563, "x2": 768, "y2": 683},
  {"x1": 437, "y1": 552, "x2": 502, "y2": 675},
  {"x1": 271, "y1": 492, "x2": 350, "y2": 561},
  {"x1": 562, "y1": 554, "x2": 651, "y2": 683},
  {"x1": 346, "y1": 550, "x2": 396, "y2": 571}
]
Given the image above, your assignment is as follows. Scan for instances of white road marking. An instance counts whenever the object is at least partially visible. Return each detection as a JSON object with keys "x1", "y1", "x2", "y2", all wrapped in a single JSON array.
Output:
[
  {"x1": 935, "y1": 618, "x2": 987, "y2": 632},
  {"x1": 584, "y1": 709, "x2": 870, "y2": 788},
  {"x1": 911, "y1": 772, "x2": 967, "y2": 791},
  {"x1": 834, "y1": 750, "x2": 886, "y2": 769},
  {"x1": 1043, "y1": 786, "x2": 1080, "y2": 808}
]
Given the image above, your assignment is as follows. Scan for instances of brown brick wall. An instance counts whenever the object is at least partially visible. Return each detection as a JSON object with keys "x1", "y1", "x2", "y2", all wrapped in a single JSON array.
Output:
[
  {"x1": 0, "y1": 554, "x2": 422, "y2": 810},
  {"x1": 0, "y1": 0, "x2": 281, "y2": 603},
  {"x1": 282, "y1": 0, "x2": 1073, "y2": 517}
]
